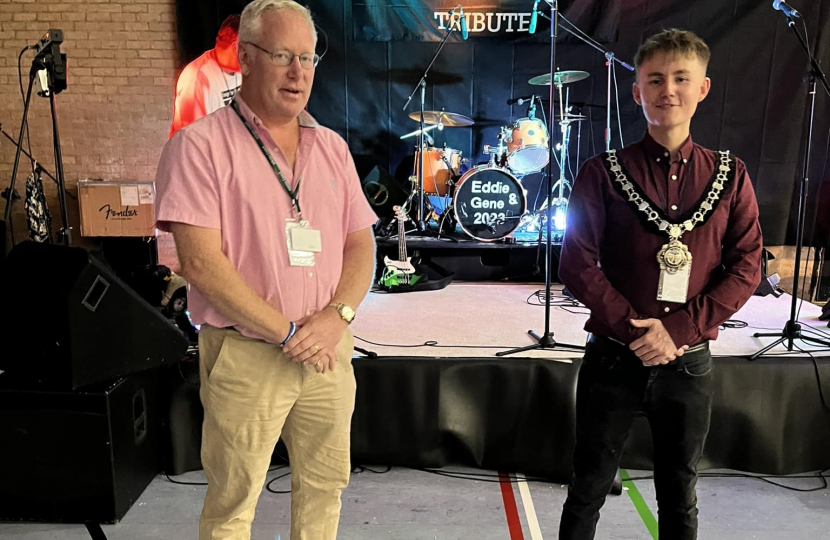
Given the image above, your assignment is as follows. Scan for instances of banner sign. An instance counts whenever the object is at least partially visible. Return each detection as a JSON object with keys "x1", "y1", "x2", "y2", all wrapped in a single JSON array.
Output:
[{"x1": 352, "y1": 0, "x2": 619, "y2": 43}]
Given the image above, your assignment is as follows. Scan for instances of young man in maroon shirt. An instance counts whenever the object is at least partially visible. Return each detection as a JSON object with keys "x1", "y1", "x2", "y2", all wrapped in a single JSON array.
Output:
[{"x1": 558, "y1": 29, "x2": 763, "y2": 540}]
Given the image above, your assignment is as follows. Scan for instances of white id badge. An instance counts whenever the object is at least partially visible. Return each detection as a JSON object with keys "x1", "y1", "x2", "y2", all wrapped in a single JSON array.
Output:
[
  {"x1": 657, "y1": 263, "x2": 691, "y2": 303},
  {"x1": 290, "y1": 227, "x2": 322, "y2": 252},
  {"x1": 285, "y1": 219, "x2": 316, "y2": 267}
]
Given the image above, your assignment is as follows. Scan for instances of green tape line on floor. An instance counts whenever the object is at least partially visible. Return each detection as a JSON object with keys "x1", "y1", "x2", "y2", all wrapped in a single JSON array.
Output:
[{"x1": 621, "y1": 469, "x2": 658, "y2": 539}]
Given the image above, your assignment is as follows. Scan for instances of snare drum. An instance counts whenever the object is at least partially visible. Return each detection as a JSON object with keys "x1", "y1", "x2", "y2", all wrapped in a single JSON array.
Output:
[
  {"x1": 505, "y1": 117, "x2": 550, "y2": 174},
  {"x1": 453, "y1": 166, "x2": 527, "y2": 242},
  {"x1": 414, "y1": 147, "x2": 462, "y2": 196}
]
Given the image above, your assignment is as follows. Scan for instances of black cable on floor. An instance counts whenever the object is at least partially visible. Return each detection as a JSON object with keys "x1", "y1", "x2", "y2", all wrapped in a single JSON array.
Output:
[
  {"x1": 793, "y1": 344, "x2": 830, "y2": 412},
  {"x1": 164, "y1": 473, "x2": 208, "y2": 486},
  {"x1": 167, "y1": 464, "x2": 830, "y2": 494},
  {"x1": 354, "y1": 335, "x2": 540, "y2": 351},
  {"x1": 720, "y1": 319, "x2": 748, "y2": 330},
  {"x1": 265, "y1": 469, "x2": 293, "y2": 494},
  {"x1": 265, "y1": 465, "x2": 393, "y2": 495},
  {"x1": 165, "y1": 464, "x2": 287, "y2": 487},
  {"x1": 353, "y1": 465, "x2": 392, "y2": 474},
  {"x1": 415, "y1": 468, "x2": 553, "y2": 484},
  {"x1": 624, "y1": 469, "x2": 830, "y2": 493}
]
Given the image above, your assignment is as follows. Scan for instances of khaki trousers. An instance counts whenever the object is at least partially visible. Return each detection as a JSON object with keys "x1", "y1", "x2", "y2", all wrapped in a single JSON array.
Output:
[{"x1": 197, "y1": 325, "x2": 356, "y2": 540}]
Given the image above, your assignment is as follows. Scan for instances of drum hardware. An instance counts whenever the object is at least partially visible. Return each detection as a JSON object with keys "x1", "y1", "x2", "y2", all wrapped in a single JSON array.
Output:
[
  {"x1": 401, "y1": 108, "x2": 474, "y2": 229},
  {"x1": 401, "y1": 13, "x2": 466, "y2": 232},
  {"x1": 400, "y1": 125, "x2": 436, "y2": 146},
  {"x1": 530, "y1": 8, "x2": 634, "y2": 152}
]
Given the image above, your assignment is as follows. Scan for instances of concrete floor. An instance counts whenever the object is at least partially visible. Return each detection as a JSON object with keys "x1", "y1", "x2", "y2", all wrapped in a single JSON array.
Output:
[{"x1": 1, "y1": 467, "x2": 828, "y2": 539}]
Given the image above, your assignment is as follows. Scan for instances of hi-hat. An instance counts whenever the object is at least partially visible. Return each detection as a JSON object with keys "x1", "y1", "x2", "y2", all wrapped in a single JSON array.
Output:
[
  {"x1": 408, "y1": 111, "x2": 474, "y2": 127},
  {"x1": 528, "y1": 70, "x2": 590, "y2": 86},
  {"x1": 557, "y1": 113, "x2": 587, "y2": 121}
]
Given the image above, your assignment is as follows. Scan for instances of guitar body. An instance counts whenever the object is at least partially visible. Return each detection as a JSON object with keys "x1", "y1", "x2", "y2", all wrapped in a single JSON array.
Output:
[
  {"x1": 382, "y1": 255, "x2": 415, "y2": 274},
  {"x1": 380, "y1": 265, "x2": 424, "y2": 288}
]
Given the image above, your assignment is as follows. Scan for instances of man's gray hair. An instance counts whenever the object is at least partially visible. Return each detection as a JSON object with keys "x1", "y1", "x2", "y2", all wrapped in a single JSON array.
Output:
[{"x1": 239, "y1": 0, "x2": 317, "y2": 45}]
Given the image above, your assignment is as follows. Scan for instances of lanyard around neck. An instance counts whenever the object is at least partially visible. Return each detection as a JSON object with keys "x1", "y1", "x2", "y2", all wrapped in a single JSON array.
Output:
[{"x1": 230, "y1": 100, "x2": 302, "y2": 216}]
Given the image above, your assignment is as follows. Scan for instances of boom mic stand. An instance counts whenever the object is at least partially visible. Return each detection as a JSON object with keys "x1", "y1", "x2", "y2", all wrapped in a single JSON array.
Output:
[
  {"x1": 498, "y1": 0, "x2": 584, "y2": 356},
  {"x1": 402, "y1": 6, "x2": 462, "y2": 233},
  {"x1": 536, "y1": 10, "x2": 634, "y2": 151},
  {"x1": 750, "y1": 12, "x2": 830, "y2": 359}
]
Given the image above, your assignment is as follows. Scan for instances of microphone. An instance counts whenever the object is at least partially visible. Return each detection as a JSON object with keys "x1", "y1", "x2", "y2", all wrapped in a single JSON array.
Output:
[
  {"x1": 772, "y1": 0, "x2": 801, "y2": 18},
  {"x1": 459, "y1": 6, "x2": 469, "y2": 40},
  {"x1": 529, "y1": 0, "x2": 540, "y2": 35},
  {"x1": 507, "y1": 95, "x2": 535, "y2": 105}
]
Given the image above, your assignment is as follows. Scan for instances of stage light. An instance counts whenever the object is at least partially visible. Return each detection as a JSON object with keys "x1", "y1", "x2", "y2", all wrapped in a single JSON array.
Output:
[{"x1": 554, "y1": 206, "x2": 567, "y2": 231}]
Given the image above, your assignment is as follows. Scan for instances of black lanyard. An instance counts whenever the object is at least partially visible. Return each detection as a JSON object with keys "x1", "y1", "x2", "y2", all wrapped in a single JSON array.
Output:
[
  {"x1": 230, "y1": 100, "x2": 302, "y2": 216},
  {"x1": 642, "y1": 146, "x2": 694, "y2": 215}
]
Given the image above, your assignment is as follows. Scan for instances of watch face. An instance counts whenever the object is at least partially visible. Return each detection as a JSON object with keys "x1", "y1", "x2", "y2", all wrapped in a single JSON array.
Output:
[{"x1": 341, "y1": 305, "x2": 355, "y2": 321}]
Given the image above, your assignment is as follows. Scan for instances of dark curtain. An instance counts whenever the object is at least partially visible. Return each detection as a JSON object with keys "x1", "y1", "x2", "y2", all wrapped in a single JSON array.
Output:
[{"x1": 175, "y1": 0, "x2": 830, "y2": 246}]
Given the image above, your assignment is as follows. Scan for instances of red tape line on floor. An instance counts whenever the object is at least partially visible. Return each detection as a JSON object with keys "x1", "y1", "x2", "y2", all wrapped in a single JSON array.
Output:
[{"x1": 499, "y1": 472, "x2": 525, "y2": 540}]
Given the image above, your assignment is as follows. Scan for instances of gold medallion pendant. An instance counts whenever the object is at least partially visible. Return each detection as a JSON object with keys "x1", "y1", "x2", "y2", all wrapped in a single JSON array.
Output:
[{"x1": 657, "y1": 239, "x2": 692, "y2": 275}]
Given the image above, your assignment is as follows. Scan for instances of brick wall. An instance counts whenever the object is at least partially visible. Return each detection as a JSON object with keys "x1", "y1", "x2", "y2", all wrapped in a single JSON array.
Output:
[{"x1": 0, "y1": 0, "x2": 178, "y2": 246}]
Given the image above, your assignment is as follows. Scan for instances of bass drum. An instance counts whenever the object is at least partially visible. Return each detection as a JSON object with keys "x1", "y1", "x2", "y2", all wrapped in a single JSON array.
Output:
[{"x1": 453, "y1": 166, "x2": 526, "y2": 242}]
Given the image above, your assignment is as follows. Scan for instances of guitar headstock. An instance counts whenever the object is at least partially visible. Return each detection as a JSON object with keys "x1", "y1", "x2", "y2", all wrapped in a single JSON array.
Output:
[{"x1": 392, "y1": 205, "x2": 409, "y2": 223}]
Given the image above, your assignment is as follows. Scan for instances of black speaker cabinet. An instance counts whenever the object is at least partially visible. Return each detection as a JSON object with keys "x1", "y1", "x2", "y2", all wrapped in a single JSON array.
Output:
[
  {"x1": 362, "y1": 165, "x2": 408, "y2": 219},
  {"x1": 0, "y1": 369, "x2": 161, "y2": 523},
  {"x1": 0, "y1": 241, "x2": 189, "y2": 389}
]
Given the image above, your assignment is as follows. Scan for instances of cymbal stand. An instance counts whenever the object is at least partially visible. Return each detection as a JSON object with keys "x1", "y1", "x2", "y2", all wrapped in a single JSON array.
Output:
[{"x1": 537, "y1": 10, "x2": 634, "y2": 152}]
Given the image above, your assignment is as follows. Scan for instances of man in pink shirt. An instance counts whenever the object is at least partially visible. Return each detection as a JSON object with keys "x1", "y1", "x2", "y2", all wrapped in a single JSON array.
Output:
[{"x1": 154, "y1": 1, "x2": 377, "y2": 539}]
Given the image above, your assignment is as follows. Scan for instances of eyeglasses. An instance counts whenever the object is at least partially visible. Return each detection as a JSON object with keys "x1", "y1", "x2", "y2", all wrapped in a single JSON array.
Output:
[{"x1": 244, "y1": 42, "x2": 320, "y2": 69}]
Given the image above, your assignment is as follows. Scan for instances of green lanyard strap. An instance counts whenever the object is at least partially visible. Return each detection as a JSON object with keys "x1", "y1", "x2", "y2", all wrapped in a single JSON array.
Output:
[{"x1": 230, "y1": 100, "x2": 302, "y2": 216}]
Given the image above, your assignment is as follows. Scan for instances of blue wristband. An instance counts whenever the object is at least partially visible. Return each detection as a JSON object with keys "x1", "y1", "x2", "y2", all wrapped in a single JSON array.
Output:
[{"x1": 279, "y1": 322, "x2": 296, "y2": 347}]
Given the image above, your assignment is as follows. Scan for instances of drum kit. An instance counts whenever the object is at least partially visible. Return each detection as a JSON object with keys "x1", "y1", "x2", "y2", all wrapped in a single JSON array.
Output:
[{"x1": 400, "y1": 70, "x2": 590, "y2": 242}]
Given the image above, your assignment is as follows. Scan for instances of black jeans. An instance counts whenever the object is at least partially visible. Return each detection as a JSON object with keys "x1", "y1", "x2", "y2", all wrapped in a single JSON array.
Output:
[{"x1": 559, "y1": 335, "x2": 714, "y2": 540}]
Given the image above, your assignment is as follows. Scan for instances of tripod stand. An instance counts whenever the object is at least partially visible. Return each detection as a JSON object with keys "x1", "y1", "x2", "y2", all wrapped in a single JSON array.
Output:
[
  {"x1": 3, "y1": 37, "x2": 71, "y2": 247},
  {"x1": 750, "y1": 13, "x2": 830, "y2": 359},
  {"x1": 498, "y1": 1, "x2": 584, "y2": 356}
]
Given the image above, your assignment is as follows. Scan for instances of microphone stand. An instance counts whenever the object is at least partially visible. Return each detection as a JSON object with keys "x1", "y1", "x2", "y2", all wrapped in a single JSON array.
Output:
[
  {"x1": 498, "y1": 0, "x2": 584, "y2": 357},
  {"x1": 402, "y1": 8, "x2": 461, "y2": 233},
  {"x1": 750, "y1": 14, "x2": 830, "y2": 359},
  {"x1": 3, "y1": 52, "x2": 71, "y2": 247}
]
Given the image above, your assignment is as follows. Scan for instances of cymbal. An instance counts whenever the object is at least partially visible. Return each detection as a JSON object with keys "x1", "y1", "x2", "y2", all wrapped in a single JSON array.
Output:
[
  {"x1": 408, "y1": 111, "x2": 474, "y2": 127},
  {"x1": 528, "y1": 70, "x2": 590, "y2": 86}
]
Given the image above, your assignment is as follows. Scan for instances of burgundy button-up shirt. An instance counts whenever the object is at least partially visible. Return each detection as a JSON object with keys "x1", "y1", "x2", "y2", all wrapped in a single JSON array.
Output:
[{"x1": 559, "y1": 133, "x2": 763, "y2": 347}]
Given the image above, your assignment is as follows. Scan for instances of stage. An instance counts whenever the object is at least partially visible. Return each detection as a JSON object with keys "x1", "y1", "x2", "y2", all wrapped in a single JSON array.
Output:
[
  {"x1": 165, "y1": 283, "x2": 830, "y2": 482},
  {"x1": 352, "y1": 282, "x2": 830, "y2": 360}
]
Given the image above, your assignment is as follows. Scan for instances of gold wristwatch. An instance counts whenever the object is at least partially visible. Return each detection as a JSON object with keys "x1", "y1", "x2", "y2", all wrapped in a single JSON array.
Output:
[{"x1": 329, "y1": 302, "x2": 355, "y2": 324}]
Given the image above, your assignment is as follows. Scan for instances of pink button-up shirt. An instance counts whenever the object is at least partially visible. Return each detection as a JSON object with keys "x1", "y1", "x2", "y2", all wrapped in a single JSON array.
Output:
[{"x1": 155, "y1": 95, "x2": 377, "y2": 338}]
